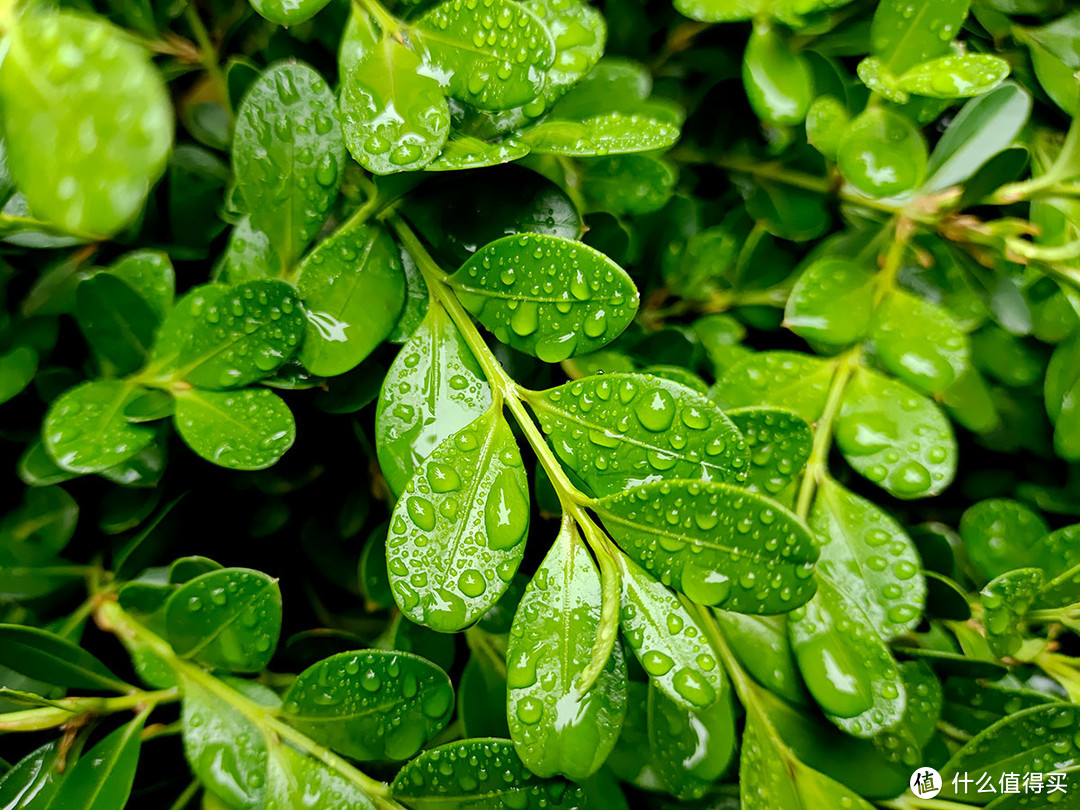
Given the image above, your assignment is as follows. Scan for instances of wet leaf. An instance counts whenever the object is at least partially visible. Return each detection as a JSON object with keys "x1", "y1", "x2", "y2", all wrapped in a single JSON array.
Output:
[
  {"x1": 0, "y1": 485, "x2": 78, "y2": 565},
  {"x1": 0, "y1": 740, "x2": 71, "y2": 810},
  {"x1": 295, "y1": 222, "x2": 406, "y2": 376},
  {"x1": 727, "y1": 408, "x2": 812, "y2": 497},
  {"x1": 75, "y1": 274, "x2": 158, "y2": 375},
  {"x1": 835, "y1": 367, "x2": 956, "y2": 499},
  {"x1": 173, "y1": 387, "x2": 295, "y2": 471},
  {"x1": 339, "y1": 11, "x2": 450, "y2": 174},
  {"x1": 106, "y1": 249, "x2": 175, "y2": 321},
  {"x1": 789, "y1": 576, "x2": 906, "y2": 737},
  {"x1": 896, "y1": 54, "x2": 1010, "y2": 99},
  {"x1": 837, "y1": 107, "x2": 927, "y2": 198},
  {"x1": 0, "y1": 12, "x2": 172, "y2": 236},
  {"x1": 869, "y1": 0, "x2": 971, "y2": 75},
  {"x1": 390, "y1": 738, "x2": 585, "y2": 810},
  {"x1": 785, "y1": 258, "x2": 875, "y2": 347},
  {"x1": 50, "y1": 715, "x2": 145, "y2": 810},
  {"x1": 233, "y1": 62, "x2": 345, "y2": 270},
  {"x1": 712, "y1": 351, "x2": 835, "y2": 424},
  {"x1": 165, "y1": 567, "x2": 282, "y2": 672},
  {"x1": 506, "y1": 517, "x2": 628, "y2": 780},
  {"x1": 529, "y1": 373, "x2": 748, "y2": 497},
  {"x1": 618, "y1": 553, "x2": 724, "y2": 710},
  {"x1": 376, "y1": 300, "x2": 492, "y2": 497},
  {"x1": 959, "y1": 498, "x2": 1053, "y2": 583},
  {"x1": 810, "y1": 478, "x2": 926, "y2": 639},
  {"x1": 43, "y1": 380, "x2": 155, "y2": 474},
  {"x1": 595, "y1": 479, "x2": 818, "y2": 612},
  {"x1": 264, "y1": 742, "x2": 377, "y2": 810},
  {"x1": 871, "y1": 290, "x2": 969, "y2": 395},
  {"x1": 282, "y1": 650, "x2": 454, "y2": 761},
  {"x1": 647, "y1": 681, "x2": 736, "y2": 799},
  {"x1": 982, "y1": 568, "x2": 1043, "y2": 659},
  {"x1": 450, "y1": 233, "x2": 638, "y2": 362},
  {"x1": 412, "y1": 0, "x2": 555, "y2": 110},
  {"x1": 249, "y1": 0, "x2": 330, "y2": 25},
  {"x1": 426, "y1": 135, "x2": 531, "y2": 171},
  {"x1": 715, "y1": 611, "x2": 807, "y2": 705},
  {"x1": 153, "y1": 280, "x2": 306, "y2": 389},
  {"x1": 387, "y1": 405, "x2": 529, "y2": 632},
  {"x1": 742, "y1": 24, "x2": 813, "y2": 126},
  {"x1": 581, "y1": 155, "x2": 677, "y2": 216},
  {"x1": 522, "y1": 112, "x2": 680, "y2": 156},
  {"x1": 0, "y1": 624, "x2": 129, "y2": 691}
]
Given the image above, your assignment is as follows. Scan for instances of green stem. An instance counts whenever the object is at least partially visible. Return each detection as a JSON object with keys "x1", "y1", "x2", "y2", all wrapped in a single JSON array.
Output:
[
  {"x1": 0, "y1": 687, "x2": 180, "y2": 732},
  {"x1": 167, "y1": 780, "x2": 201, "y2": 810},
  {"x1": 390, "y1": 214, "x2": 622, "y2": 696},
  {"x1": 353, "y1": 0, "x2": 402, "y2": 37},
  {"x1": 96, "y1": 601, "x2": 403, "y2": 810},
  {"x1": 184, "y1": 2, "x2": 231, "y2": 118},
  {"x1": 795, "y1": 350, "x2": 858, "y2": 520},
  {"x1": 992, "y1": 97, "x2": 1080, "y2": 204}
]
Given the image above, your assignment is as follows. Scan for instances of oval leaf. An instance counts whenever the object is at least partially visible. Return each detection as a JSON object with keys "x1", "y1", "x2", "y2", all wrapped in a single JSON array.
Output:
[
  {"x1": 528, "y1": 373, "x2": 748, "y2": 497},
  {"x1": 173, "y1": 387, "x2": 295, "y2": 471},
  {"x1": 43, "y1": 380, "x2": 154, "y2": 474},
  {"x1": 727, "y1": 407, "x2": 812, "y2": 497},
  {"x1": 387, "y1": 405, "x2": 529, "y2": 631},
  {"x1": 595, "y1": 480, "x2": 818, "y2": 613},
  {"x1": 450, "y1": 233, "x2": 639, "y2": 362},
  {"x1": 506, "y1": 517, "x2": 628, "y2": 780}
]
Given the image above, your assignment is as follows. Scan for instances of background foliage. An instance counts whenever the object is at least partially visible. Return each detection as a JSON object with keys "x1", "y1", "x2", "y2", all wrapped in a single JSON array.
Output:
[{"x1": 0, "y1": 0, "x2": 1079, "y2": 807}]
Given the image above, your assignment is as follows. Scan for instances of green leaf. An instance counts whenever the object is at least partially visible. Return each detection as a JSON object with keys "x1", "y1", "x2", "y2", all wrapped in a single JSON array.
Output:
[
  {"x1": 740, "y1": 711, "x2": 875, "y2": 810},
  {"x1": 806, "y1": 96, "x2": 850, "y2": 159},
  {"x1": 106, "y1": 250, "x2": 175, "y2": 321},
  {"x1": 506, "y1": 517, "x2": 628, "y2": 780},
  {"x1": 715, "y1": 611, "x2": 807, "y2": 705},
  {"x1": 0, "y1": 623, "x2": 128, "y2": 691},
  {"x1": 339, "y1": 11, "x2": 450, "y2": 174},
  {"x1": 43, "y1": 380, "x2": 155, "y2": 474},
  {"x1": 871, "y1": 289, "x2": 969, "y2": 395},
  {"x1": 0, "y1": 12, "x2": 172, "y2": 237},
  {"x1": 1019, "y1": 10, "x2": 1080, "y2": 68},
  {"x1": 154, "y1": 280, "x2": 306, "y2": 389},
  {"x1": 595, "y1": 480, "x2": 818, "y2": 612},
  {"x1": 895, "y1": 54, "x2": 1010, "y2": 99},
  {"x1": 173, "y1": 387, "x2": 295, "y2": 470},
  {"x1": 528, "y1": 373, "x2": 748, "y2": 497},
  {"x1": 959, "y1": 499, "x2": 1051, "y2": 582},
  {"x1": 618, "y1": 553, "x2": 724, "y2": 710},
  {"x1": 124, "y1": 389, "x2": 174, "y2": 423},
  {"x1": 282, "y1": 650, "x2": 454, "y2": 761},
  {"x1": 0, "y1": 740, "x2": 70, "y2": 810},
  {"x1": 295, "y1": 222, "x2": 406, "y2": 376},
  {"x1": 450, "y1": 233, "x2": 638, "y2": 362},
  {"x1": 0, "y1": 485, "x2": 79, "y2": 564},
  {"x1": 233, "y1": 62, "x2": 345, "y2": 269},
  {"x1": 982, "y1": 567, "x2": 1044, "y2": 659},
  {"x1": 249, "y1": 0, "x2": 330, "y2": 25},
  {"x1": 940, "y1": 704, "x2": 1080, "y2": 799},
  {"x1": 264, "y1": 742, "x2": 377, "y2": 810},
  {"x1": 165, "y1": 567, "x2": 282, "y2": 672},
  {"x1": 376, "y1": 300, "x2": 492, "y2": 497},
  {"x1": 810, "y1": 478, "x2": 926, "y2": 639},
  {"x1": 712, "y1": 351, "x2": 835, "y2": 423},
  {"x1": 742, "y1": 24, "x2": 813, "y2": 126},
  {"x1": 789, "y1": 576, "x2": 906, "y2": 737},
  {"x1": 50, "y1": 715, "x2": 146, "y2": 810},
  {"x1": 181, "y1": 677, "x2": 268, "y2": 809},
  {"x1": 390, "y1": 738, "x2": 585, "y2": 810},
  {"x1": 425, "y1": 135, "x2": 531, "y2": 171},
  {"x1": 727, "y1": 407, "x2": 812, "y2": 497},
  {"x1": 411, "y1": 0, "x2": 556, "y2": 110},
  {"x1": 580, "y1": 155, "x2": 677, "y2": 216},
  {"x1": 387, "y1": 405, "x2": 529, "y2": 631},
  {"x1": 0, "y1": 345, "x2": 38, "y2": 404},
  {"x1": 75, "y1": 274, "x2": 158, "y2": 375},
  {"x1": 837, "y1": 107, "x2": 927, "y2": 198},
  {"x1": 647, "y1": 681, "x2": 736, "y2": 799},
  {"x1": 835, "y1": 367, "x2": 956, "y2": 498},
  {"x1": 459, "y1": 653, "x2": 510, "y2": 739},
  {"x1": 520, "y1": 0, "x2": 606, "y2": 107},
  {"x1": 216, "y1": 218, "x2": 277, "y2": 284},
  {"x1": 522, "y1": 113, "x2": 680, "y2": 157},
  {"x1": 784, "y1": 258, "x2": 875, "y2": 347},
  {"x1": 870, "y1": 0, "x2": 971, "y2": 75},
  {"x1": 923, "y1": 83, "x2": 1032, "y2": 192}
]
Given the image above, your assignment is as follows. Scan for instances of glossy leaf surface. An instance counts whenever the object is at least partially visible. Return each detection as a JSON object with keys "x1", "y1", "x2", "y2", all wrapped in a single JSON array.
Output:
[
  {"x1": 295, "y1": 222, "x2": 406, "y2": 376},
  {"x1": 727, "y1": 408, "x2": 812, "y2": 496},
  {"x1": 595, "y1": 480, "x2": 818, "y2": 612},
  {"x1": 43, "y1": 381, "x2": 154, "y2": 473},
  {"x1": 450, "y1": 233, "x2": 638, "y2": 362},
  {"x1": 506, "y1": 518, "x2": 628, "y2": 780},
  {"x1": 0, "y1": 624, "x2": 128, "y2": 691},
  {"x1": 387, "y1": 406, "x2": 529, "y2": 631},
  {"x1": 282, "y1": 650, "x2": 454, "y2": 761},
  {"x1": 173, "y1": 387, "x2": 295, "y2": 471},
  {"x1": 785, "y1": 258, "x2": 875, "y2": 347},
  {"x1": 529, "y1": 373, "x2": 748, "y2": 497},
  {"x1": 50, "y1": 715, "x2": 145, "y2": 810}
]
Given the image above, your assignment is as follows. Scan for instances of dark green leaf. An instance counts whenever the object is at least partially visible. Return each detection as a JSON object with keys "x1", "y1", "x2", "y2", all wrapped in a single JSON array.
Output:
[
  {"x1": 75, "y1": 274, "x2": 158, "y2": 375},
  {"x1": 43, "y1": 380, "x2": 155, "y2": 474},
  {"x1": 0, "y1": 623, "x2": 128, "y2": 691},
  {"x1": 50, "y1": 715, "x2": 145, "y2": 810},
  {"x1": 173, "y1": 387, "x2": 295, "y2": 470}
]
